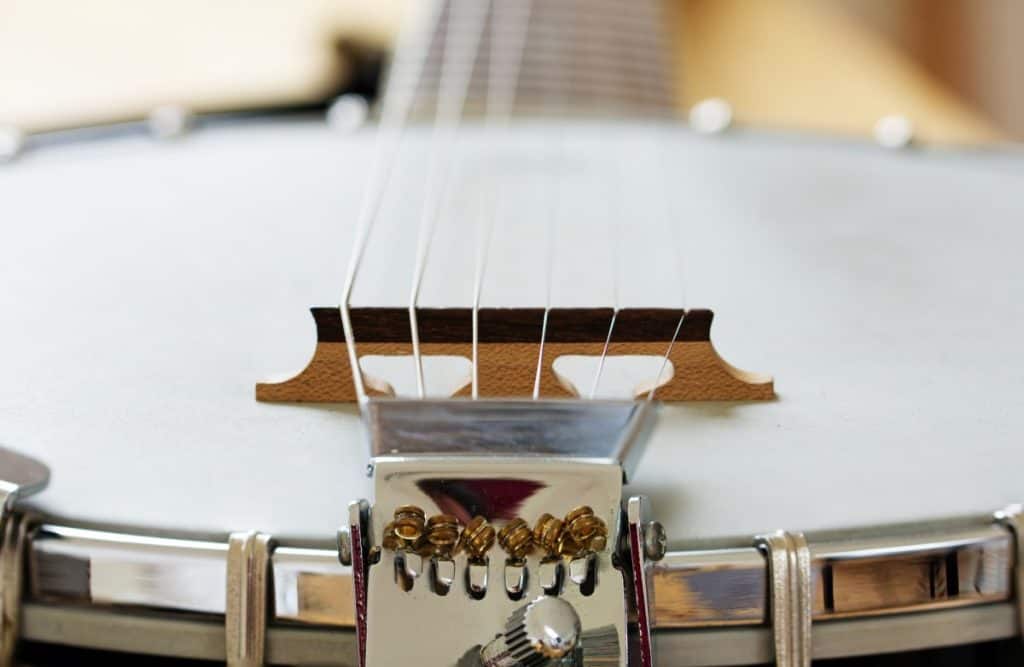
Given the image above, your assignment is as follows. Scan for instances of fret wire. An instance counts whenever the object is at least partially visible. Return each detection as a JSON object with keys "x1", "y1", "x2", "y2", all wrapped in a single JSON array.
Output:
[
  {"x1": 409, "y1": 0, "x2": 490, "y2": 399},
  {"x1": 407, "y1": 0, "x2": 674, "y2": 119},
  {"x1": 339, "y1": 1, "x2": 444, "y2": 406},
  {"x1": 412, "y1": 74, "x2": 674, "y2": 102}
]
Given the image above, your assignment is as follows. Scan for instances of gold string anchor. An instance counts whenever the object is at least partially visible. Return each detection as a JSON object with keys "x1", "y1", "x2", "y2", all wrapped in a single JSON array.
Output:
[
  {"x1": 460, "y1": 516, "x2": 496, "y2": 562},
  {"x1": 564, "y1": 506, "x2": 608, "y2": 553},
  {"x1": 497, "y1": 518, "x2": 534, "y2": 563}
]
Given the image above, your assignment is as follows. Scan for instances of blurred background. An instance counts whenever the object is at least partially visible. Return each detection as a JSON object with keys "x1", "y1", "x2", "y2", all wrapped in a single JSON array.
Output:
[{"x1": 0, "y1": 0, "x2": 1020, "y2": 145}]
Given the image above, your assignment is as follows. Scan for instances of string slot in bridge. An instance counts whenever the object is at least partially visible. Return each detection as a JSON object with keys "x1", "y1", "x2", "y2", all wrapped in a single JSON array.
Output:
[{"x1": 255, "y1": 307, "x2": 773, "y2": 402}]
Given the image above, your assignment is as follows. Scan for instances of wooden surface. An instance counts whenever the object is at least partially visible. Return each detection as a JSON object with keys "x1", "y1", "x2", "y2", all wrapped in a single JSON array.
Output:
[
  {"x1": 668, "y1": 0, "x2": 1003, "y2": 144},
  {"x1": 0, "y1": 0, "x2": 404, "y2": 132},
  {"x1": 0, "y1": 0, "x2": 1004, "y2": 143},
  {"x1": 255, "y1": 307, "x2": 774, "y2": 402},
  {"x1": 650, "y1": 534, "x2": 1012, "y2": 628}
]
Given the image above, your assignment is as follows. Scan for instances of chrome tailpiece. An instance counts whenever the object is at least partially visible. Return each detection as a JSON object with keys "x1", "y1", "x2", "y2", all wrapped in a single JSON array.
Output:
[{"x1": 342, "y1": 399, "x2": 658, "y2": 667}]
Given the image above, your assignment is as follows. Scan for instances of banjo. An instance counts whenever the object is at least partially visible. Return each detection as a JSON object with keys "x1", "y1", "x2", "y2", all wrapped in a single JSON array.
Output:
[{"x1": 2, "y1": 1, "x2": 1024, "y2": 665}]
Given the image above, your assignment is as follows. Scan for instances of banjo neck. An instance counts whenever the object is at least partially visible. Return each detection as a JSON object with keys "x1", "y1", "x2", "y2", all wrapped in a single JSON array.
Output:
[{"x1": 390, "y1": 0, "x2": 677, "y2": 120}]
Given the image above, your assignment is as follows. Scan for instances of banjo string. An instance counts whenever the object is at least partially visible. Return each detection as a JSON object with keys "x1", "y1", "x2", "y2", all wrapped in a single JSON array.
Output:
[
  {"x1": 589, "y1": 134, "x2": 626, "y2": 400},
  {"x1": 532, "y1": 0, "x2": 575, "y2": 400},
  {"x1": 646, "y1": 92, "x2": 689, "y2": 402},
  {"x1": 648, "y1": 135, "x2": 687, "y2": 401},
  {"x1": 531, "y1": 225, "x2": 554, "y2": 400},
  {"x1": 472, "y1": 0, "x2": 533, "y2": 399},
  {"x1": 339, "y1": 1, "x2": 444, "y2": 405},
  {"x1": 647, "y1": 313, "x2": 684, "y2": 401},
  {"x1": 646, "y1": 0, "x2": 688, "y2": 401},
  {"x1": 595, "y1": 0, "x2": 674, "y2": 400},
  {"x1": 408, "y1": 0, "x2": 489, "y2": 399},
  {"x1": 590, "y1": 0, "x2": 635, "y2": 400},
  {"x1": 346, "y1": 0, "x2": 677, "y2": 404}
]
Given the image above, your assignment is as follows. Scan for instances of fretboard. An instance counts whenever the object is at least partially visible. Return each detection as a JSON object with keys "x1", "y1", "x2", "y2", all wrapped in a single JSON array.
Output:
[{"x1": 385, "y1": 0, "x2": 676, "y2": 119}]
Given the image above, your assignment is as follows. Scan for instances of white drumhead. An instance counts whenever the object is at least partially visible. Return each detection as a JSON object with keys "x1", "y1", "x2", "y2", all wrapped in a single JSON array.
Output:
[{"x1": 2, "y1": 117, "x2": 1023, "y2": 544}]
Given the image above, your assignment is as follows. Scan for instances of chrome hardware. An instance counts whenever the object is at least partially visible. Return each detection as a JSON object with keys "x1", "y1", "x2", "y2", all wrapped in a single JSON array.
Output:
[
  {"x1": 625, "y1": 496, "x2": 656, "y2": 667},
  {"x1": 226, "y1": 531, "x2": 272, "y2": 667},
  {"x1": 0, "y1": 514, "x2": 30, "y2": 667},
  {"x1": 0, "y1": 127, "x2": 24, "y2": 162},
  {"x1": 0, "y1": 446, "x2": 49, "y2": 665},
  {"x1": 478, "y1": 596, "x2": 581, "y2": 666},
  {"x1": 433, "y1": 556, "x2": 457, "y2": 595},
  {"x1": 643, "y1": 521, "x2": 667, "y2": 562},
  {"x1": 755, "y1": 531, "x2": 812, "y2": 667},
  {"x1": 995, "y1": 503, "x2": 1024, "y2": 640},
  {"x1": 467, "y1": 560, "x2": 490, "y2": 599},
  {"x1": 538, "y1": 559, "x2": 563, "y2": 596},
  {"x1": 16, "y1": 512, "x2": 1020, "y2": 665},
  {"x1": 568, "y1": 553, "x2": 596, "y2": 587},
  {"x1": 874, "y1": 114, "x2": 915, "y2": 150},
  {"x1": 689, "y1": 98, "x2": 733, "y2": 135},
  {"x1": 147, "y1": 105, "x2": 193, "y2": 140},
  {"x1": 357, "y1": 399, "x2": 654, "y2": 666},
  {"x1": 362, "y1": 399, "x2": 653, "y2": 478},
  {"x1": 0, "y1": 447, "x2": 49, "y2": 523},
  {"x1": 348, "y1": 499, "x2": 372, "y2": 667},
  {"x1": 337, "y1": 527, "x2": 353, "y2": 567},
  {"x1": 504, "y1": 561, "x2": 528, "y2": 599},
  {"x1": 272, "y1": 545, "x2": 354, "y2": 626},
  {"x1": 326, "y1": 94, "x2": 370, "y2": 132}
]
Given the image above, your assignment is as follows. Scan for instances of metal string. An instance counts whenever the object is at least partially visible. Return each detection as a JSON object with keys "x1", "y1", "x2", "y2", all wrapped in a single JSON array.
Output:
[
  {"x1": 339, "y1": 1, "x2": 444, "y2": 405},
  {"x1": 588, "y1": 0, "x2": 635, "y2": 400},
  {"x1": 472, "y1": 0, "x2": 533, "y2": 399},
  {"x1": 647, "y1": 126, "x2": 689, "y2": 401},
  {"x1": 589, "y1": 196, "x2": 618, "y2": 397},
  {"x1": 409, "y1": 0, "x2": 490, "y2": 398},
  {"x1": 531, "y1": 0, "x2": 573, "y2": 400},
  {"x1": 470, "y1": 185, "x2": 493, "y2": 400},
  {"x1": 647, "y1": 313, "x2": 685, "y2": 401},
  {"x1": 589, "y1": 144, "x2": 626, "y2": 399},
  {"x1": 532, "y1": 206, "x2": 555, "y2": 400}
]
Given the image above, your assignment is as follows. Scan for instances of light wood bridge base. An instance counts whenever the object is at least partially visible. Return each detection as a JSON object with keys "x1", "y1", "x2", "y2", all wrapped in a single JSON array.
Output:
[{"x1": 255, "y1": 307, "x2": 774, "y2": 402}]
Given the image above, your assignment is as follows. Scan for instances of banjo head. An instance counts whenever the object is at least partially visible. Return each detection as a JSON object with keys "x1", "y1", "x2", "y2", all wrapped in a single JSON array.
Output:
[{"x1": 3, "y1": 116, "x2": 1023, "y2": 545}]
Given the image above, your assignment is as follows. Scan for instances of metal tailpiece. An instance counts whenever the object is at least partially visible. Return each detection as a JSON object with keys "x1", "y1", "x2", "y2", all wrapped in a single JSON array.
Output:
[{"x1": 350, "y1": 399, "x2": 656, "y2": 666}]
